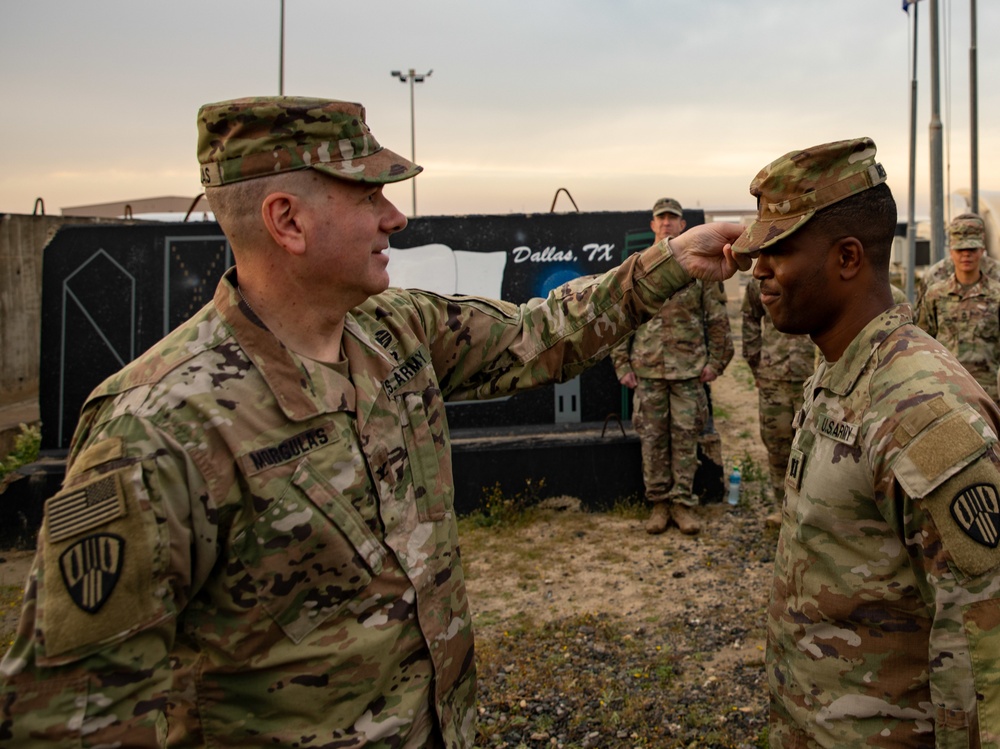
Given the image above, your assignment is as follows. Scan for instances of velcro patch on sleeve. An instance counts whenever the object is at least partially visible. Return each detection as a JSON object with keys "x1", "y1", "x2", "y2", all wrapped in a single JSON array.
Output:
[
  {"x1": 72, "y1": 436, "x2": 124, "y2": 474},
  {"x1": 892, "y1": 395, "x2": 950, "y2": 446},
  {"x1": 922, "y1": 458, "x2": 1000, "y2": 577},
  {"x1": 894, "y1": 408, "x2": 987, "y2": 499},
  {"x1": 46, "y1": 472, "x2": 127, "y2": 543}
]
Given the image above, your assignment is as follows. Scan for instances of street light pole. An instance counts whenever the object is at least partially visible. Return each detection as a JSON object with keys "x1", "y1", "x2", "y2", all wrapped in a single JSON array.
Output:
[{"x1": 390, "y1": 68, "x2": 433, "y2": 217}]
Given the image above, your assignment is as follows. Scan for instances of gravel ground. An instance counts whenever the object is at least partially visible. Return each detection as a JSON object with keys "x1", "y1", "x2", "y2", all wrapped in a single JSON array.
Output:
[{"x1": 462, "y1": 495, "x2": 777, "y2": 749}]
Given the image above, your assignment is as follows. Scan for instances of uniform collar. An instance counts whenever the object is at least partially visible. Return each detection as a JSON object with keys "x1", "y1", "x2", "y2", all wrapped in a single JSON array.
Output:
[
  {"x1": 215, "y1": 268, "x2": 396, "y2": 423},
  {"x1": 816, "y1": 305, "x2": 912, "y2": 397},
  {"x1": 947, "y1": 271, "x2": 990, "y2": 294}
]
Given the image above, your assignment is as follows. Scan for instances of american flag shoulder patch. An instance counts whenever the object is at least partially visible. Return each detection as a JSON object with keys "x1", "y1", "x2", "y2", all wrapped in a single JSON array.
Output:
[{"x1": 46, "y1": 472, "x2": 127, "y2": 543}]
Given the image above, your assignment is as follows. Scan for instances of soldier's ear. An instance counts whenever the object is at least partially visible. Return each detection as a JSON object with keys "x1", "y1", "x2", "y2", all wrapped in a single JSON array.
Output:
[
  {"x1": 261, "y1": 191, "x2": 308, "y2": 257},
  {"x1": 835, "y1": 237, "x2": 864, "y2": 280}
]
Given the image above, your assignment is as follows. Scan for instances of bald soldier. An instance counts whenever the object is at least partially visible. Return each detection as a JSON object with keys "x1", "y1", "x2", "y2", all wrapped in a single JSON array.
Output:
[
  {"x1": 732, "y1": 137, "x2": 1000, "y2": 746},
  {"x1": 0, "y1": 97, "x2": 748, "y2": 747}
]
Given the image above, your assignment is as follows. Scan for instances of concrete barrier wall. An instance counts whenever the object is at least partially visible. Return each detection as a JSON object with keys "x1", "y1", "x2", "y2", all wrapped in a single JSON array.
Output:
[{"x1": 0, "y1": 214, "x2": 120, "y2": 408}]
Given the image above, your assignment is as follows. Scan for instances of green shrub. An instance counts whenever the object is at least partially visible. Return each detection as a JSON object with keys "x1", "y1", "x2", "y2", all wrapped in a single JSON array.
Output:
[
  {"x1": 0, "y1": 424, "x2": 41, "y2": 480},
  {"x1": 466, "y1": 477, "x2": 546, "y2": 528}
]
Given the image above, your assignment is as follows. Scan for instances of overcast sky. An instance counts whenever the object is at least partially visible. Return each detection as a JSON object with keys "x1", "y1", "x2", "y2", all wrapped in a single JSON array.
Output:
[{"x1": 2, "y1": 0, "x2": 997, "y2": 219}]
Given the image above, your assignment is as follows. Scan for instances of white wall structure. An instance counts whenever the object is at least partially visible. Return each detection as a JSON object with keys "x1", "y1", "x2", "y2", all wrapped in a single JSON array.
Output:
[{"x1": 386, "y1": 243, "x2": 507, "y2": 298}]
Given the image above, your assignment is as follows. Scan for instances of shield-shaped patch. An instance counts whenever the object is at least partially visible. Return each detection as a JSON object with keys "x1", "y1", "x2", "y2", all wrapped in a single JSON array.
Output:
[
  {"x1": 59, "y1": 533, "x2": 125, "y2": 613},
  {"x1": 950, "y1": 483, "x2": 1000, "y2": 548}
]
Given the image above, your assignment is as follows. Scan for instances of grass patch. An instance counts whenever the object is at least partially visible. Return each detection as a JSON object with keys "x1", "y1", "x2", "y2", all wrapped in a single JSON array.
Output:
[
  {"x1": 463, "y1": 478, "x2": 547, "y2": 529},
  {"x1": 608, "y1": 493, "x2": 646, "y2": 520}
]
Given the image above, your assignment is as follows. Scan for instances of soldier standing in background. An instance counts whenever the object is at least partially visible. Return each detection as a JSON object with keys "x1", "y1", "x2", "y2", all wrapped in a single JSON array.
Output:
[
  {"x1": 612, "y1": 198, "x2": 734, "y2": 536},
  {"x1": 914, "y1": 214, "x2": 1000, "y2": 310},
  {"x1": 0, "y1": 96, "x2": 749, "y2": 747},
  {"x1": 740, "y1": 277, "x2": 815, "y2": 519},
  {"x1": 916, "y1": 212, "x2": 1000, "y2": 404},
  {"x1": 734, "y1": 136, "x2": 1000, "y2": 746}
]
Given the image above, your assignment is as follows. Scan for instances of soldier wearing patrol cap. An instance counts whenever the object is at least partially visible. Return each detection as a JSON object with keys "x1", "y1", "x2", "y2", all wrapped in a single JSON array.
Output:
[
  {"x1": 733, "y1": 136, "x2": 1000, "y2": 746},
  {"x1": 916, "y1": 212, "x2": 1000, "y2": 404},
  {"x1": 611, "y1": 197, "x2": 733, "y2": 536},
  {"x1": 0, "y1": 96, "x2": 748, "y2": 747},
  {"x1": 914, "y1": 212, "x2": 1000, "y2": 309}
]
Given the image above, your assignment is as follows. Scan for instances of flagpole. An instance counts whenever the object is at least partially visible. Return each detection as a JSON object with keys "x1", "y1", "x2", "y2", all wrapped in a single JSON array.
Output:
[
  {"x1": 906, "y1": 0, "x2": 919, "y2": 302},
  {"x1": 970, "y1": 0, "x2": 979, "y2": 214},
  {"x1": 928, "y1": 0, "x2": 946, "y2": 263}
]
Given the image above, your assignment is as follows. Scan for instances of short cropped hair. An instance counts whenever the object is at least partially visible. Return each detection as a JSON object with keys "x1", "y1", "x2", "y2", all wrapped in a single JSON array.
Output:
[
  {"x1": 808, "y1": 183, "x2": 898, "y2": 270},
  {"x1": 205, "y1": 171, "x2": 322, "y2": 249}
]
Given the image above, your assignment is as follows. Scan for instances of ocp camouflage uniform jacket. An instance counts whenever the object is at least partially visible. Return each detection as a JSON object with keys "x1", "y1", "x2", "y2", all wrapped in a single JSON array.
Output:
[
  {"x1": 915, "y1": 252, "x2": 1000, "y2": 309},
  {"x1": 740, "y1": 278, "x2": 815, "y2": 381},
  {"x1": 916, "y1": 272, "x2": 1000, "y2": 403},
  {"x1": 0, "y1": 241, "x2": 694, "y2": 747},
  {"x1": 610, "y1": 278, "x2": 732, "y2": 381},
  {"x1": 769, "y1": 305, "x2": 1000, "y2": 747}
]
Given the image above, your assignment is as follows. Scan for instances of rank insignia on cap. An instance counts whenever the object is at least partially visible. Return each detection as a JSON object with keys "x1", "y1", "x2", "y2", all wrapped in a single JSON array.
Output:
[
  {"x1": 950, "y1": 484, "x2": 1000, "y2": 548},
  {"x1": 59, "y1": 533, "x2": 125, "y2": 613}
]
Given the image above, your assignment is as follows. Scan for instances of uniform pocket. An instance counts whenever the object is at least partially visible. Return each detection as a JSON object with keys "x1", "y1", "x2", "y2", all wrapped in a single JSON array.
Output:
[
  {"x1": 974, "y1": 308, "x2": 1000, "y2": 342},
  {"x1": 965, "y1": 597, "x2": 1000, "y2": 747},
  {"x1": 399, "y1": 388, "x2": 453, "y2": 522},
  {"x1": 233, "y1": 459, "x2": 385, "y2": 643}
]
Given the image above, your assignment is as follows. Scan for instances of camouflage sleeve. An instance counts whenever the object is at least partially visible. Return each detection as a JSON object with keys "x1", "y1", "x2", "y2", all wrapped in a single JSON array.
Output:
[
  {"x1": 610, "y1": 334, "x2": 635, "y2": 381},
  {"x1": 885, "y1": 402, "x2": 1000, "y2": 743},
  {"x1": 407, "y1": 239, "x2": 695, "y2": 401},
  {"x1": 914, "y1": 288, "x2": 938, "y2": 337},
  {"x1": 741, "y1": 281, "x2": 763, "y2": 375},
  {"x1": 702, "y1": 280, "x2": 733, "y2": 375},
  {"x1": 0, "y1": 408, "x2": 215, "y2": 745}
]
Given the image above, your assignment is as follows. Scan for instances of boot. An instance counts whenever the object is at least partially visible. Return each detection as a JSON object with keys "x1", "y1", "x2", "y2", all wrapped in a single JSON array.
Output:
[
  {"x1": 671, "y1": 504, "x2": 701, "y2": 535},
  {"x1": 644, "y1": 502, "x2": 670, "y2": 535}
]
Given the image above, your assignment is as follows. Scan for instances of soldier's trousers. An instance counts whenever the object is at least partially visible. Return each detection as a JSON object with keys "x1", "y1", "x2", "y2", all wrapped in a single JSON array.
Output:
[
  {"x1": 633, "y1": 377, "x2": 707, "y2": 507},
  {"x1": 757, "y1": 377, "x2": 806, "y2": 502}
]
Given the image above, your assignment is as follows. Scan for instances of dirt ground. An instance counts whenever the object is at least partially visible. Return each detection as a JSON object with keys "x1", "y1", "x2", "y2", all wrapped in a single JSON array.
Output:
[{"x1": 461, "y1": 344, "x2": 770, "y2": 633}]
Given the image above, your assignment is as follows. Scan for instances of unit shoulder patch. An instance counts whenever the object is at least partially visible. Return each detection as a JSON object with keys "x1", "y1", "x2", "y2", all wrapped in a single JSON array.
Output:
[
  {"x1": 950, "y1": 483, "x2": 1000, "y2": 549},
  {"x1": 59, "y1": 533, "x2": 126, "y2": 613},
  {"x1": 922, "y1": 456, "x2": 1000, "y2": 577}
]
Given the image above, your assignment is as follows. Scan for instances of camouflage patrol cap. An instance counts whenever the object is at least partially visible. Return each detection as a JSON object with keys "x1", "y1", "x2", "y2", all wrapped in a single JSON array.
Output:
[
  {"x1": 652, "y1": 197, "x2": 683, "y2": 217},
  {"x1": 197, "y1": 96, "x2": 421, "y2": 187},
  {"x1": 948, "y1": 212, "x2": 986, "y2": 251},
  {"x1": 732, "y1": 136, "x2": 888, "y2": 255}
]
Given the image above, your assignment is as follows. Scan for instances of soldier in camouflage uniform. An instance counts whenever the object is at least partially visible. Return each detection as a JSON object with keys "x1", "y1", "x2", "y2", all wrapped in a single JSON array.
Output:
[
  {"x1": 914, "y1": 227, "x2": 1000, "y2": 311},
  {"x1": 733, "y1": 136, "x2": 1000, "y2": 747},
  {"x1": 916, "y1": 213, "x2": 1000, "y2": 404},
  {"x1": 741, "y1": 277, "x2": 815, "y2": 506},
  {"x1": 612, "y1": 198, "x2": 734, "y2": 536},
  {"x1": 0, "y1": 97, "x2": 749, "y2": 747}
]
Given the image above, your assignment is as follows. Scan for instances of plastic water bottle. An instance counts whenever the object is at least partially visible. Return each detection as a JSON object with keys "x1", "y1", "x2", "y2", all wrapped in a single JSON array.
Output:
[{"x1": 728, "y1": 467, "x2": 741, "y2": 506}]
